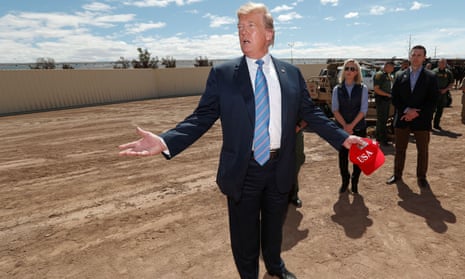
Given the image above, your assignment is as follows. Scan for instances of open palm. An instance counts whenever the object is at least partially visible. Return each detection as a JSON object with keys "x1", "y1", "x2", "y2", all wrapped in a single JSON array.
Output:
[{"x1": 118, "y1": 127, "x2": 166, "y2": 156}]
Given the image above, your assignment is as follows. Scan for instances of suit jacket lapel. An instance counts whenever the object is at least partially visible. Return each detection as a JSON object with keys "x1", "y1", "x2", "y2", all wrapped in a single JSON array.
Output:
[
  {"x1": 400, "y1": 69, "x2": 412, "y2": 93},
  {"x1": 236, "y1": 56, "x2": 255, "y2": 126},
  {"x1": 237, "y1": 56, "x2": 291, "y2": 134},
  {"x1": 271, "y1": 57, "x2": 289, "y2": 138}
]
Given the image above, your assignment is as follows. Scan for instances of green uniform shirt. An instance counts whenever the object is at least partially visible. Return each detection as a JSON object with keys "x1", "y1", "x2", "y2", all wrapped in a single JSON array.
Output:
[
  {"x1": 374, "y1": 71, "x2": 393, "y2": 94},
  {"x1": 433, "y1": 68, "x2": 454, "y2": 90}
]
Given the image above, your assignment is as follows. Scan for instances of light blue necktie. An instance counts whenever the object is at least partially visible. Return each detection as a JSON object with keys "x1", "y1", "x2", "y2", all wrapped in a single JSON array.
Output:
[{"x1": 253, "y1": 59, "x2": 270, "y2": 166}]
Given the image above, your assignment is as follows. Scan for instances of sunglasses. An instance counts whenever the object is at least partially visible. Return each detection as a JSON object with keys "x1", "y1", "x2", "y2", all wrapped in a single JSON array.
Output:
[{"x1": 344, "y1": 66, "x2": 357, "y2": 72}]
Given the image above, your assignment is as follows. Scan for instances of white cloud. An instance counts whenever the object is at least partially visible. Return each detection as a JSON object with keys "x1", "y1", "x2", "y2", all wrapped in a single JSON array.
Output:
[
  {"x1": 271, "y1": 5, "x2": 294, "y2": 13},
  {"x1": 370, "y1": 6, "x2": 386, "y2": 15},
  {"x1": 135, "y1": 33, "x2": 240, "y2": 59},
  {"x1": 125, "y1": 21, "x2": 166, "y2": 33},
  {"x1": 1, "y1": 13, "x2": 42, "y2": 30},
  {"x1": 83, "y1": 2, "x2": 113, "y2": 12},
  {"x1": 3, "y1": 10, "x2": 135, "y2": 31},
  {"x1": 344, "y1": 12, "x2": 359, "y2": 19},
  {"x1": 438, "y1": 28, "x2": 458, "y2": 36},
  {"x1": 125, "y1": 0, "x2": 170, "y2": 7},
  {"x1": 0, "y1": 31, "x2": 135, "y2": 62},
  {"x1": 15, "y1": 12, "x2": 82, "y2": 29},
  {"x1": 277, "y1": 12, "x2": 302, "y2": 22},
  {"x1": 94, "y1": 14, "x2": 135, "y2": 24},
  {"x1": 0, "y1": 10, "x2": 136, "y2": 54},
  {"x1": 320, "y1": 0, "x2": 339, "y2": 7},
  {"x1": 125, "y1": 0, "x2": 201, "y2": 8},
  {"x1": 410, "y1": 1, "x2": 431, "y2": 11},
  {"x1": 1, "y1": 0, "x2": 464, "y2": 63},
  {"x1": 203, "y1": 13, "x2": 235, "y2": 28}
]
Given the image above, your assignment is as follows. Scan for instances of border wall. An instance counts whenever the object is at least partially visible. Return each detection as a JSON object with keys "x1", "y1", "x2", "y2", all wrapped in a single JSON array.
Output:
[{"x1": 0, "y1": 64, "x2": 325, "y2": 116}]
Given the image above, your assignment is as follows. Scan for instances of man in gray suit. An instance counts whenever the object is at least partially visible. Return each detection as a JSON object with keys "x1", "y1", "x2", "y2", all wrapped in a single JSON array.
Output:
[{"x1": 119, "y1": 3, "x2": 362, "y2": 279}]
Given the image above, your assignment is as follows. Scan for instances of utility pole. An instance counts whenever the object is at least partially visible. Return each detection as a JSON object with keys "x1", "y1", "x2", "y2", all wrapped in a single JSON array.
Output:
[{"x1": 288, "y1": 42, "x2": 294, "y2": 64}]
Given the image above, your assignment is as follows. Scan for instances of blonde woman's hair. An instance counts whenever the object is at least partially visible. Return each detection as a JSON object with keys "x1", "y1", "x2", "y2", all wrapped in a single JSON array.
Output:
[
  {"x1": 237, "y1": 2, "x2": 275, "y2": 46},
  {"x1": 339, "y1": 59, "x2": 363, "y2": 85}
]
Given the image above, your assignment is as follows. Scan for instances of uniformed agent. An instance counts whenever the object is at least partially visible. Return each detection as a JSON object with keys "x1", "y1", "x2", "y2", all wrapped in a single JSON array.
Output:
[
  {"x1": 373, "y1": 61, "x2": 395, "y2": 145},
  {"x1": 432, "y1": 58, "x2": 454, "y2": 130}
]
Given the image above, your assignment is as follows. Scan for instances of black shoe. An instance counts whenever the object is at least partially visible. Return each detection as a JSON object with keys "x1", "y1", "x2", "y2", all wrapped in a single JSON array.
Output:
[
  {"x1": 269, "y1": 268, "x2": 297, "y2": 279},
  {"x1": 351, "y1": 176, "x2": 359, "y2": 194},
  {"x1": 339, "y1": 175, "x2": 350, "y2": 193},
  {"x1": 339, "y1": 184, "x2": 349, "y2": 193},
  {"x1": 434, "y1": 125, "x2": 442, "y2": 130},
  {"x1": 351, "y1": 185, "x2": 358, "y2": 194},
  {"x1": 418, "y1": 178, "x2": 429, "y2": 188},
  {"x1": 290, "y1": 198, "x2": 302, "y2": 208},
  {"x1": 386, "y1": 175, "x2": 399, "y2": 185}
]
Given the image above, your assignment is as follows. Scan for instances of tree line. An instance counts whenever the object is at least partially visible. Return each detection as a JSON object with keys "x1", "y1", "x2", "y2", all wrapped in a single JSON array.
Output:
[{"x1": 29, "y1": 48, "x2": 213, "y2": 70}]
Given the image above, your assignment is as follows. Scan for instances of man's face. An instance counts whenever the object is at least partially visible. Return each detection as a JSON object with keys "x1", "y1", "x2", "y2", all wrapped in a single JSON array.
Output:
[
  {"x1": 438, "y1": 60, "x2": 447, "y2": 69},
  {"x1": 237, "y1": 12, "x2": 273, "y2": 59},
  {"x1": 385, "y1": 64, "x2": 394, "y2": 73},
  {"x1": 409, "y1": 48, "x2": 426, "y2": 68}
]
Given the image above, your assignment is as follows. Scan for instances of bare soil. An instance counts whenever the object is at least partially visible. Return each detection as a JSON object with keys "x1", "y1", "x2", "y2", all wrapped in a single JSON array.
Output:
[{"x1": 1, "y1": 90, "x2": 464, "y2": 279}]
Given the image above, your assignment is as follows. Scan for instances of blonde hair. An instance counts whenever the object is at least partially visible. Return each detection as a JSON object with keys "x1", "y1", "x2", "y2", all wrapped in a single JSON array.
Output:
[
  {"x1": 237, "y1": 2, "x2": 275, "y2": 46},
  {"x1": 339, "y1": 59, "x2": 363, "y2": 85}
]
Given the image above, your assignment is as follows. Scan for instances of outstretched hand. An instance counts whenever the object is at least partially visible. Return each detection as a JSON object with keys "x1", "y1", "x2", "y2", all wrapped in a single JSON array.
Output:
[
  {"x1": 118, "y1": 127, "x2": 167, "y2": 156},
  {"x1": 342, "y1": 135, "x2": 365, "y2": 150}
]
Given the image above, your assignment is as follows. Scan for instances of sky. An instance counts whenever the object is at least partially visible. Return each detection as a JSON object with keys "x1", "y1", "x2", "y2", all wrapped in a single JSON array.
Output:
[{"x1": 1, "y1": 0, "x2": 464, "y2": 63}]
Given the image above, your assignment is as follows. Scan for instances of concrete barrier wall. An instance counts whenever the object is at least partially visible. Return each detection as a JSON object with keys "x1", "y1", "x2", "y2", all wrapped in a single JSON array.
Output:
[{"x1": 0, "y1": 63, "x2": 325, "y2": 115}]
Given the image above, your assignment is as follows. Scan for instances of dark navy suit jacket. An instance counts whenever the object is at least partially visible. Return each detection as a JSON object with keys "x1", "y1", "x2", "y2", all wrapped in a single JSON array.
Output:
[
  {"x1": 392, "y1": 68, "x2": 439, "y2": 131},
  {"x1": 161, "y1": 56, "x2": 348, "y2": 201}
]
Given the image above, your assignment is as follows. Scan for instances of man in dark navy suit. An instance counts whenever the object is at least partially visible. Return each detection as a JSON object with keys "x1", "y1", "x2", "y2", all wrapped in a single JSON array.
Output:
[
  {"x1": 119, "y1": 3, "x2": 362, "y2": 279},
  {"x1": 386, "y1": 45, "x2": 439, "y2": 188}
]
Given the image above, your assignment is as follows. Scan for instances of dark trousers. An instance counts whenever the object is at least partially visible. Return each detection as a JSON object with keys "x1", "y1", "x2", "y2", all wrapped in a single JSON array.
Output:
[
  {"x1": 375, "y1": 96, "x2": 391, "y2": 142},
  {"x1": 290, "y1": 130, "x2": 305, "y2": 200},
  {"x1": 394, "y1": 127, "x2": 430, "y2": 179},
  {"x1": 338, "y1": 129, "x2": 367, "y2": 183},
  {"x1": 434, "y1": 92, "x2": 449, "y2": 127},
  {"x1": 227, "y1": 157, "x2": 288, "y2": 279},
  {"x1": 433, "y1": 103, "x2": 445, "y2": 127}
]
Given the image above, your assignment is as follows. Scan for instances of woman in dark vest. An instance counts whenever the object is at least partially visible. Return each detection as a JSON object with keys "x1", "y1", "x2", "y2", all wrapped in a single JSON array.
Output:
[{"x1": 331, "y1": 59, "x2": 369, "y2": 194}]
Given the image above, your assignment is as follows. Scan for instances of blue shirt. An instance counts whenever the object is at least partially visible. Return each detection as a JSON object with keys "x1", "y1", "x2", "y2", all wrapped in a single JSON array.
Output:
[
  {"x1": 409, "y1": 66, "x2": 423, "y2": 92},
  {"x1": 331, "y1": 82, "x2": 369, "y2": 115}
]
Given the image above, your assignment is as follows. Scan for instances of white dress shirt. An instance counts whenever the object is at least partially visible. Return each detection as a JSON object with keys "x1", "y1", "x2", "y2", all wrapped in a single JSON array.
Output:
[{"x1": 246, "y1": 54, "x2": 282, "y2": 149}]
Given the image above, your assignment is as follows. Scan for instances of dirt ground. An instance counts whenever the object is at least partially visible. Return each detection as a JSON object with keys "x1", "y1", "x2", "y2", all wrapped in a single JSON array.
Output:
[{"x1": 1, "y1": 90, "x2": 464, "y2": 279}]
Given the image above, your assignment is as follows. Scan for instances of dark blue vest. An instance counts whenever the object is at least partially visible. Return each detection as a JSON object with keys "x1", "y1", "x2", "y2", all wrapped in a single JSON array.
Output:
[{"x1": 336, "y1": 84, "x2": 366, "y2": 131}]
